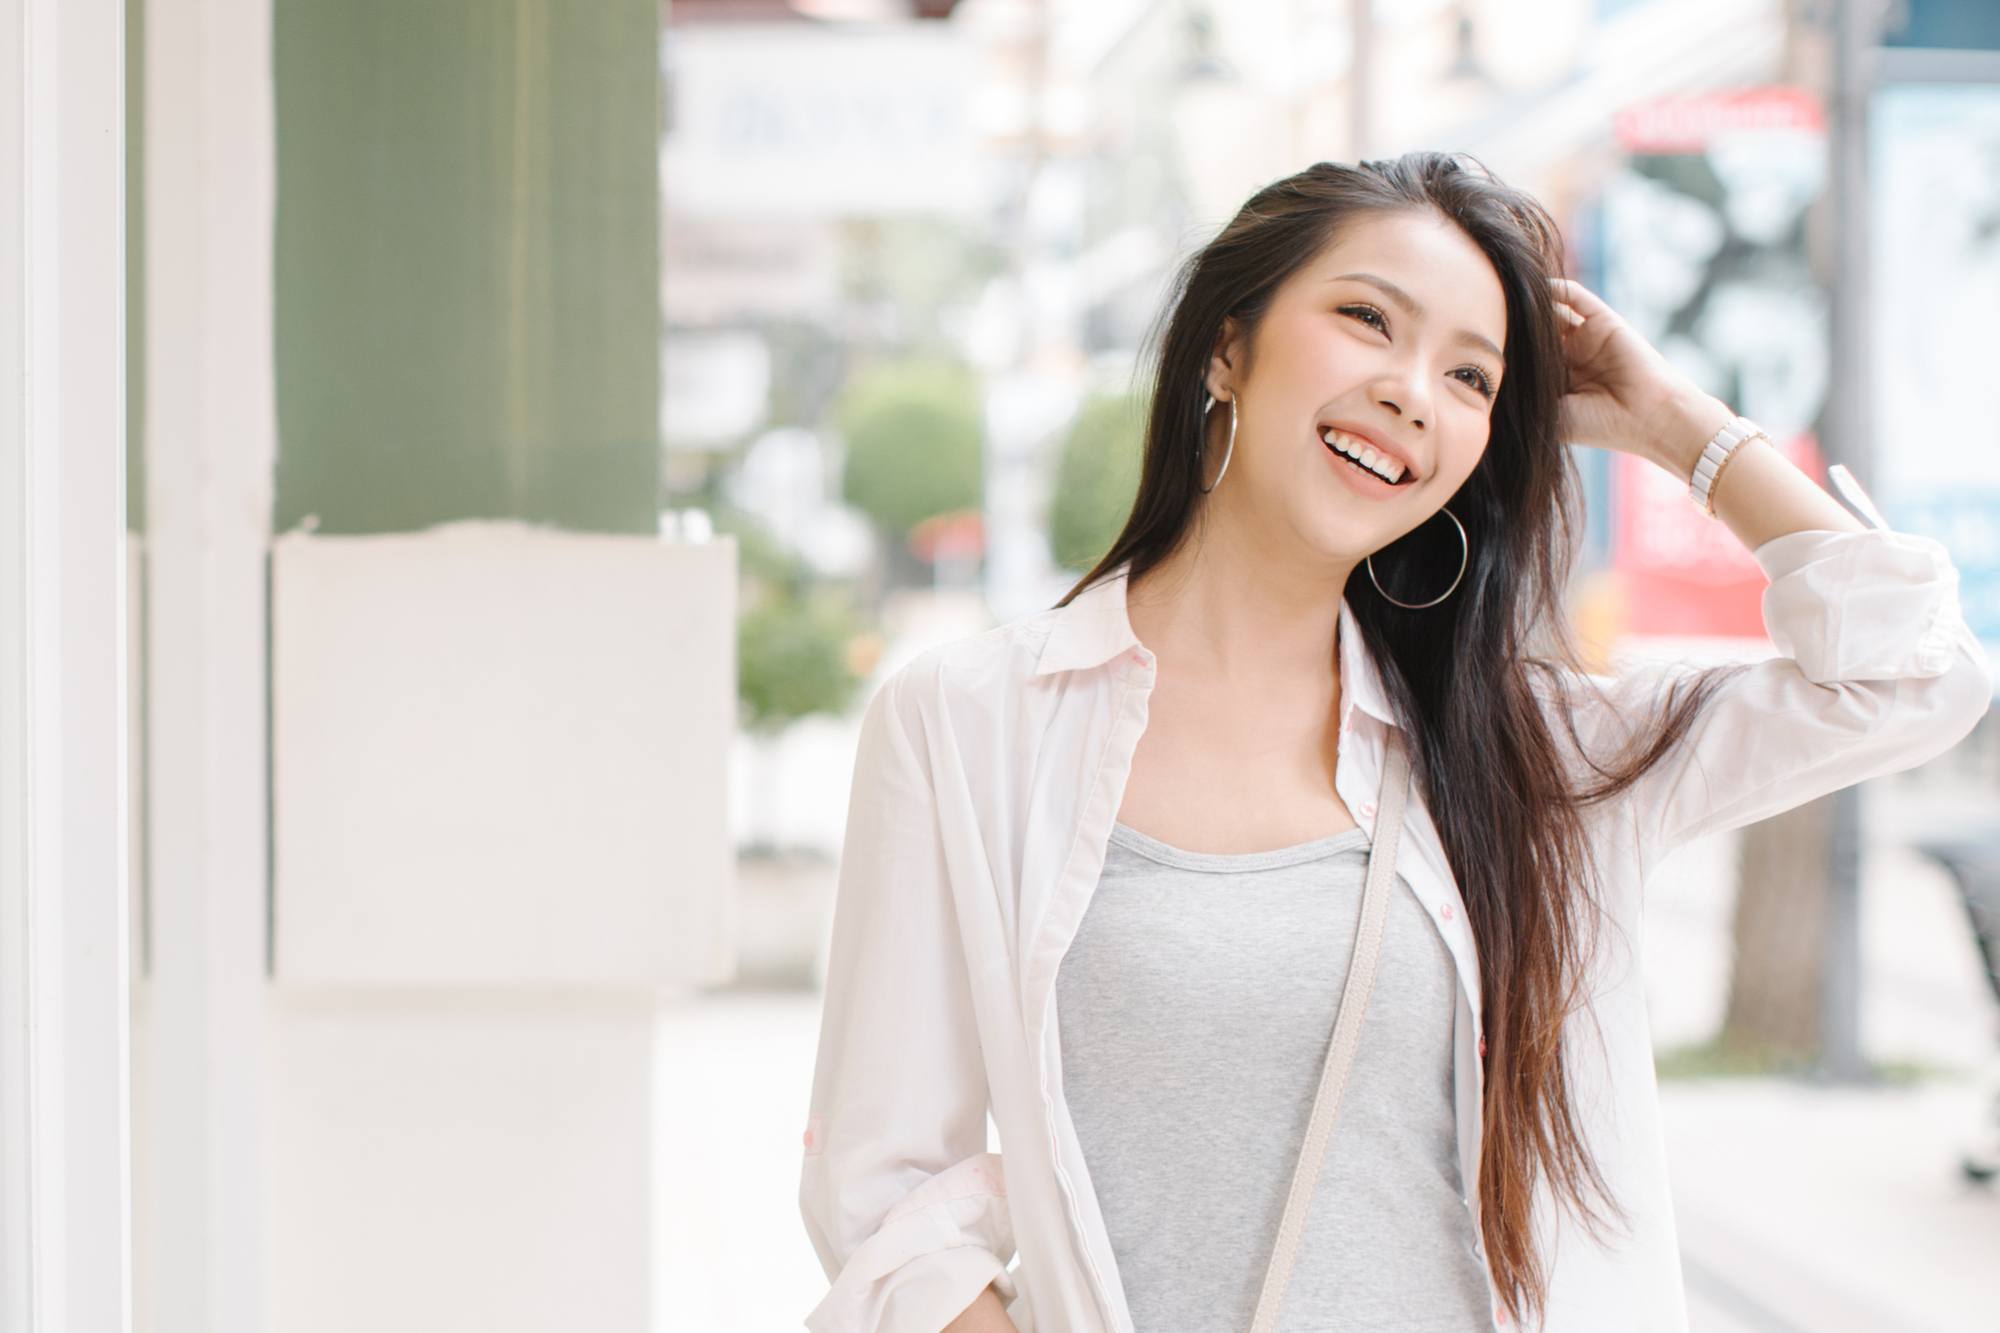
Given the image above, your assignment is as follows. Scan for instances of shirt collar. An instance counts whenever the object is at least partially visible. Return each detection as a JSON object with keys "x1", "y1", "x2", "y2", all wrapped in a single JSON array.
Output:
[{"x1": 1034, "y1": 560, "x2": 1399, "y2": 728}]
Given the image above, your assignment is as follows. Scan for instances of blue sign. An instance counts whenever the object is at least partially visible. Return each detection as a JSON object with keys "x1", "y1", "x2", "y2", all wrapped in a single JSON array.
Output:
[{"x1": 1882, "y1": 488, "x2": 2000, "y2": 684}]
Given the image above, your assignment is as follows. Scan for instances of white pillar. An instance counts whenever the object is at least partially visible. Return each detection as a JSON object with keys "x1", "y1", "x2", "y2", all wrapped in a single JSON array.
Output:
[
  {"x1": 131, "y1": 7, "x2": 735, "y2": 1330},
  {"x1": 135, "y1": 0, "x2": 274, "y2": 1330},
  {"x1": 0, "y1": 0, "x2": 133, "y2": 1329}
]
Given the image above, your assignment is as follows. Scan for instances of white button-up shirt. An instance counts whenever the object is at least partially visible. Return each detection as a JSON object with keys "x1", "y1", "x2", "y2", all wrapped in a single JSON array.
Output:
[{"x1": 799, "y1": 499, "x2": 1993, "y2": 1333}]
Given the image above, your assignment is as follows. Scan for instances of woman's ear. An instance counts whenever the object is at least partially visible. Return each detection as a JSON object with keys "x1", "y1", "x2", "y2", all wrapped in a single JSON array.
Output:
[{"x1": 1205, "y1": 316, "x2": 1243, "y2": 403}]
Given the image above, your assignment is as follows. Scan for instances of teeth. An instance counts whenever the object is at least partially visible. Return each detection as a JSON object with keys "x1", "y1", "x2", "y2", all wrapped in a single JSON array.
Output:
[{"x1": 1321, "y1": 429, "x2": 1406, "y2": 484}]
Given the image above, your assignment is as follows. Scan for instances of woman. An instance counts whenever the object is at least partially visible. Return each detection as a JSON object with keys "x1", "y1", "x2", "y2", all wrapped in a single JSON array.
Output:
[{"x1": 797, "y1": 154, "x2": 1992, "y2": 1333}]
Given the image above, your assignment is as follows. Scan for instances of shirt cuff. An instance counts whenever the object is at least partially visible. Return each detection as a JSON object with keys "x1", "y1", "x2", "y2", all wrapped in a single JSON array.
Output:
[
  {"x1": 803, "y1": 1154, "x2": 1017, "y2": 1333},
  {"x1": 1751, "y1": 526, "x2": 1968, "y2": 683}
]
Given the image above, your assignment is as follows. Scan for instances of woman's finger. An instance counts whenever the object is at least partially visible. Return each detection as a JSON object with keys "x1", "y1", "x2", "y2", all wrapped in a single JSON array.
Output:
[{"x1": 1549, "y1": 276, "x2": 1613, "y2": 319}]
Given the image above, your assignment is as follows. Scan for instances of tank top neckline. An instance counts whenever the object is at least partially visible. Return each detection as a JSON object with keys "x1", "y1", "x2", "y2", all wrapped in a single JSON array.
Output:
[{"x1": 1107, "y1": 819, "x2": 1371, "y2": 873}]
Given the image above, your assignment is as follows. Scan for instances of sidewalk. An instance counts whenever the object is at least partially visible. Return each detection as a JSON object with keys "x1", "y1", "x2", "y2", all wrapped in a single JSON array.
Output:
[
  {"x1": 1665, "y1": 1075, "x2": 1997, "y2": 1333},
  {"x1": 1645, "y1": 758, "x2": 2000, "y2": 1332}
]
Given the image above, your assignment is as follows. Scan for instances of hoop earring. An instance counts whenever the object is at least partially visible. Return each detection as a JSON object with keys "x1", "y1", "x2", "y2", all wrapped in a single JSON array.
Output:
[
  {"x1": 1199, "y1": 392, "x2": 1236, "y2": 494},
  {"x1": 1366, "y1": 505, "x2": 1469, "y2": 609}
]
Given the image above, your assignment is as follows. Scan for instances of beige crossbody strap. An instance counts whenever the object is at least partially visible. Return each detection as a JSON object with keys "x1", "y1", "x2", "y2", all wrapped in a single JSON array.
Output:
[{"x1": 1247, "y1": 726, "x2": 1413, "y2": 1333}]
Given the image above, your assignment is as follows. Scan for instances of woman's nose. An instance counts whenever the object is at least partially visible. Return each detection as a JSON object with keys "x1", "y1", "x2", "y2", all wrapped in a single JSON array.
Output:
[
  {"x1": 1374, "y1": 382, "x2": 1428, "y2": 432},
  {"x1": 1376, "y1": 392, "x2": 1424, "y2": 428}
]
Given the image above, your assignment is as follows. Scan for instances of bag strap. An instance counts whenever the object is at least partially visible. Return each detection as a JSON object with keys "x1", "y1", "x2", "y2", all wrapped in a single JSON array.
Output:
[{"x1": 1247, "y1": 726, "x2": 1413, "y2": 1333}]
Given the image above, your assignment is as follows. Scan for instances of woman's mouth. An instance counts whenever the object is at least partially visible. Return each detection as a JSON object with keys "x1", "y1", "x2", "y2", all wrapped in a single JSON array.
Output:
[{"x1": 1321, "y1": 427, "x2": 1414, "y2": 491}]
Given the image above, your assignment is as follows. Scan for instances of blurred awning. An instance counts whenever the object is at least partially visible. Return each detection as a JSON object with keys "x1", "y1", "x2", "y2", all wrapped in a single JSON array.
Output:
[
  {"x1": 1449, "y1": 0, "x2": 1787, "y2": 183},
  {"x1": 669, "y1": 0, "x2": 967, "y2": 23}
]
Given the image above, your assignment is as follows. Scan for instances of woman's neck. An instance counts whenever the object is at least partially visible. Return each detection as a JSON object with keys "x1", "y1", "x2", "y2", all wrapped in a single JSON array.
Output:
[{"x1": 1124, "y1": 529, "x2": 1353, "y2": 694}]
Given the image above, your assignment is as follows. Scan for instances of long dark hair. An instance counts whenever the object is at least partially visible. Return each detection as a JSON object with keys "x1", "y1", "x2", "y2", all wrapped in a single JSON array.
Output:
[{"x1": 1055, "y1": 152, "x2": 1751, "y2": 1327}]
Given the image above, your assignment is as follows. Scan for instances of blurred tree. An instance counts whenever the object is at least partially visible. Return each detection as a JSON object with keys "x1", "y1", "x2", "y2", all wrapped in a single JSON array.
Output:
[
  {"x1": 1049, "y1": 391, "x2": 1144, "y2": 573},
  {"x1": 736, "y1": 589, "x2": 864, "y2": 736},
  {"x1": 835, "y1": 359, "x2": 984, "y2": 582},
  {"x1": 1718, "y1": 795, "x2": 1835, "y2": 1072},
  {"x1": 712, "y1": 506, "x2": 862, "y2": 733},
  {"x1": 712, "y1": 505, "x2": 867, "y2": 853}
]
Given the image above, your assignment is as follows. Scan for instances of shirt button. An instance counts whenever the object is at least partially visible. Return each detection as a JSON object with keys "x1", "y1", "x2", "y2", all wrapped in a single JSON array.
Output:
[
  {"x1": 1360, "y1": 800, "x2": 1377, "y2": 818},
  {"x1": 1478, "y1": 1034, "x2": 1487, "y2": 1058},
  {"x1": 1441, "y1": 902, "x2": 1454, "y2": 921}
]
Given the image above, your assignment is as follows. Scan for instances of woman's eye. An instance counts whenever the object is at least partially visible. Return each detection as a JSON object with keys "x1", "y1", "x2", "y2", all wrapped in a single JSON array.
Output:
[
  {"x1": 1456, "y1": 367, "x2": 1497, "y2": 399},
  {"x1": 1339, "y1": 304, "x2": 1387, "y2": 332},
  {"x1": 1342, "y1": 303, "x2": 1497, "y2": 400}
]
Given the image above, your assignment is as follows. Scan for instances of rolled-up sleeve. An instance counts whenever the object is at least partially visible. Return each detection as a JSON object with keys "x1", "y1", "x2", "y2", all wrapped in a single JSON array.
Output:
[
  {"x1": 799, "y1": 661, "x2": 1018, "y2": 1333},
  {"x1": 1605, "y1": 522, "x2": 1993, "y2": 864}
]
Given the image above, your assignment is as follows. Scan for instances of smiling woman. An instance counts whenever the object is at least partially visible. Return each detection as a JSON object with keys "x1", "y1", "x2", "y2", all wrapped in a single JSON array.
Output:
[
  {"x1": 1057, "y1": 155, "x2": 1635, "y2": 1330},
  {"x1": 799, "y1": 152, "x2": 1992, "y2": 1333},
  {"x1": 1183, "y1": 203, "x2": 1513, "y2": 546}
]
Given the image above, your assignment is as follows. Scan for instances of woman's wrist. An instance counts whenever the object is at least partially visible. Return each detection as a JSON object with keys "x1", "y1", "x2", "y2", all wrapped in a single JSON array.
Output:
[{"x1": 1648, "y1": 389, "x2": 1737, "y2": 480}]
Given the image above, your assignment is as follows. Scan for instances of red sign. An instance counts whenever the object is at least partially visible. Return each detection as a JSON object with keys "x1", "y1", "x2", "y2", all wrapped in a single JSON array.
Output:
[
  {"x1": 1611, "y1": 430, "x2": 1825, "y2": 638},
  {"x1": 1614, "y1": 87, "x2": 1823, "y2": 153}
]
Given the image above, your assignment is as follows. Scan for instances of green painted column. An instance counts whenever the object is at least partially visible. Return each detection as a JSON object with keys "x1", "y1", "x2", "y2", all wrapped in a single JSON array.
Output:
[{"x1": 273, "y1": 0, "x2": 660, "y2": 535}]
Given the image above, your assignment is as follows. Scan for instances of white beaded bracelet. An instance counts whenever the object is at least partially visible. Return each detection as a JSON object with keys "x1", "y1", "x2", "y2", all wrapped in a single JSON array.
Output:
[{"x1": 1688, "y1": 414, "x2": 1768, "y2": 517}]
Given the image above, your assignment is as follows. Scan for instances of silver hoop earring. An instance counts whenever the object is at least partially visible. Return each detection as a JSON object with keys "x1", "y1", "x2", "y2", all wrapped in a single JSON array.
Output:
[
  {"x1": 1199, "y1": 392, "x2": 1236, "y2": 494},
  {"x1": 1366, "y1": 505, "x2": 1469, "y2": 609}
]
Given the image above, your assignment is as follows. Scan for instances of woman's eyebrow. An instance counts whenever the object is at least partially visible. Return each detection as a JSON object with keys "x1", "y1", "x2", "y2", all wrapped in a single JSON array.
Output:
[{"x1": 1329, "y1": 271, "x2": 1506, "y2": 365}]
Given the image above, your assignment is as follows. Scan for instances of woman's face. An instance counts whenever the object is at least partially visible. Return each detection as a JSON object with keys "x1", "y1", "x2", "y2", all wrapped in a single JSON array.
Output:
[{"x1": 1203, "y1": 209, "x2": 1509, "y2": 563}]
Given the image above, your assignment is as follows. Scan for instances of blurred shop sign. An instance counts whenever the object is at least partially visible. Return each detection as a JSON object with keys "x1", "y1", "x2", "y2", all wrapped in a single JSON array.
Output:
[
  {"x1": 1601, "y1": 86, "x2": 1828, "y2": 639},
  {"x1": 662, "y1": 24, "x2": 983, "y2": 220},
  {"x1": 1609, "y1": 431, "x2": 1826, "y2": 639},
  {"x1": 1882, "y1": 0, "x2": 2000, "y2": 49},
  {"x1": 663, "y1": 219, "x2": 842, "y2": 324},
  {"x1": 1889, "y1": 495, "x2": 2000, "y2": 649},
  {"x1": 1613, "y1": 86, "x2": 1823, "y2": 154},
  {"x1": 1871, "y1": 84, "x2": 2000, "y2": 647}
]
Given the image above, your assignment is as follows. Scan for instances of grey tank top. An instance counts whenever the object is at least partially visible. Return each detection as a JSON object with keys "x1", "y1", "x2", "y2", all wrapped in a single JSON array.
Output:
[{"x1": 1053, "y1": 819, "x2": 1491, "y2": 1333}]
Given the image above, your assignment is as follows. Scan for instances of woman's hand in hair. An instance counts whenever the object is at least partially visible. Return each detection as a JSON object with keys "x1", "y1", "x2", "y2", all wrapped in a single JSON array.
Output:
[{"x1": 1546, "y1": 276, "x2": 1725, "y2": 471}]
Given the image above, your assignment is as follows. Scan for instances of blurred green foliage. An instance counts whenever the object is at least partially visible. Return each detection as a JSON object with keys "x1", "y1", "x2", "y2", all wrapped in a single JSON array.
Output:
[
  {"x1": 737, "y1": 591, "x2": 864, "y2": 737},
  {"x1": 836, "y1": 360, "x2": 983, "y2": 543},
  {"x1": 711, "y1": 506, "x2": 864, "y2": 736},
  {"x1": 1653, "y1": 1035, "x2": 1938, "y2": 1084},
  {"x1": 1049, "y1": 391, "x2": 1144, "y2": 573}
]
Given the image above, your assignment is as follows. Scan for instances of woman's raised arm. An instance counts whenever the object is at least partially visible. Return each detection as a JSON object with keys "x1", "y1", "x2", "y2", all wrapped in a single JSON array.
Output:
[{"x1": 1546, "y1": 277, "x2": 1992, "y2": 866}]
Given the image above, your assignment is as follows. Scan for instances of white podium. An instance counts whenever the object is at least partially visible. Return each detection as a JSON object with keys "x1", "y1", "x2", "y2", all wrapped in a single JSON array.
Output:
[{"x1": 263, "y1": 524, "x2": 735, "y2": 1333}]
